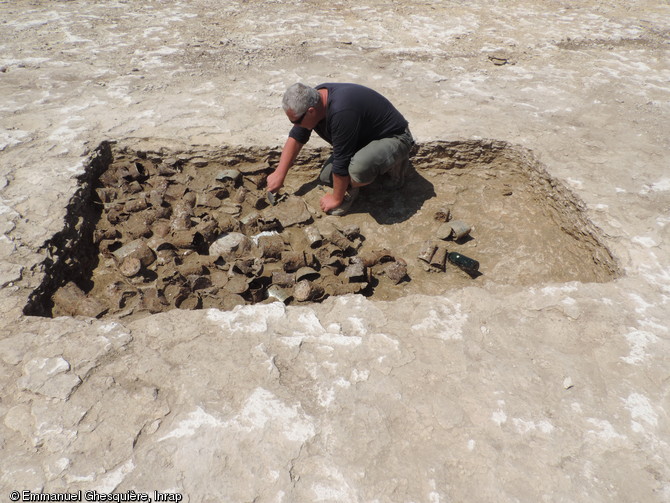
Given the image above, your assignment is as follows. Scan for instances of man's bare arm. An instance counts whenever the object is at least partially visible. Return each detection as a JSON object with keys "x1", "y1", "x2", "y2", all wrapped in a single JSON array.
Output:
[{"x1": 267, "y1": 136, "x2": 304, "y2": 193}]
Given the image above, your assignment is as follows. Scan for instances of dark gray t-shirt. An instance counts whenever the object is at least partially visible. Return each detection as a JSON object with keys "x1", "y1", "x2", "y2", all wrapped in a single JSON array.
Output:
[{"x1": 288, "y1": 83, "x2": 408, "y2": 176}]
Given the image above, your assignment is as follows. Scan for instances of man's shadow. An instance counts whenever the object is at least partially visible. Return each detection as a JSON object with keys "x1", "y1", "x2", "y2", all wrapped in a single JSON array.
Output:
[
  {"x1": 294, "y1": 164, "x2": 435, "y2": 224},
  {"x1": 358, "y1": 168, "x2": 436, "y2": 224}
]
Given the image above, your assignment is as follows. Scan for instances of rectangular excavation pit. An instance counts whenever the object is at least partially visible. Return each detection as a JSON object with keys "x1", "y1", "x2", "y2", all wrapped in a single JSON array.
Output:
[{"x1": 24, "y1": 139, "x2": 620, "y2": 319}]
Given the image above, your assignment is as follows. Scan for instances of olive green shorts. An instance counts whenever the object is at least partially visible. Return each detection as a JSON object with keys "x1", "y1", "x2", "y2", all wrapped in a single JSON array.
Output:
[{"x1": 320, "y1": 128, "x2": 414, "y2": 185}]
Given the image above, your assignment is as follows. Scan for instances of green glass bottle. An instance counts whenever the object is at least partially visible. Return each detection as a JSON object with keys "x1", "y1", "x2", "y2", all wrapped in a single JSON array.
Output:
[{"x1": 448, "y1": 252, "x2": 479, "y2": 273}]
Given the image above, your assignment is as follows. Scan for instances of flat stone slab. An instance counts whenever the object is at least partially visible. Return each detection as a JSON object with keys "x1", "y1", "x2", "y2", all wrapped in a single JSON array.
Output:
[
  {"x1": 17, "y1": 356, "x2": 81, "y2": 400},
  {"x1": 0, "y1": 262, "x2": 22, "y2": 288}
]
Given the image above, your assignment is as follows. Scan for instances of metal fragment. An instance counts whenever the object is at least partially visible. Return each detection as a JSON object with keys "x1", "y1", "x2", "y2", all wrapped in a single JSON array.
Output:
[
  {"x1": 112, "y1": 239, "x2": 155, "y2": 267},
  {"x1": 341, "y1": 225, "x2": 360, "y2": 240},
  {"x1": 418, "y1": 241, "x2": 437, "y2": 263},
  {"x1": 272, "y1": 271, "x2": 296, "y2": 287},
  {"x1": 430, "y1": 246, "x2": 448, "y2": 271},
  {"x1": 383, "y1": 260, "x2": 408, "y2": 284},
  {"x1": 52, "y1": 282, "x2": 108, "y2": 318},
  {"x1": 436, "y1": 222, "x2": 454, "y2": 240},
  {"x1": 224, "y1": 275, "x2": 250, "y2": 295},
  {"x1": 293, "y1": 280, "x2": 324, "y2": 302},
  {"x1": 258, "y1": 233, "x2": 284, "y2": 259},
  {"x1": 329, "y1": 229, "x2": 352, "y2": 251},
  {"x1": 234, "y1": 187, "x2": 248, "y2": 203},
  {"x1": 434, "y1": 208, "x2": 451, "y2": 222},
  {"x1": 343, "y1": 257, "x2": 366, "y2": 282},
  {"x1": 215, "y1": 169, "x2": 241, "y2": 182},
  {"x1": 119, "y1": 257, "x2": 142, "y2": 277},
  {"x1": 267, "y1": 285, "x2": 290, "y2": 303},
  {"x1": 304, "y1": 226, "x2": 323, "y2": 248},
  {"x1": 282, "y1": 251, "x2": 307, "y2": 272},
  {"x1": 295, "y1": 266, "x2": 320, "y2": 282},
  {"x1": 449, "y1": 220, "x2": 472, "y2": 240},
  {"x1": 360, "y1": 248, "x2": 394, "y2": 267}
]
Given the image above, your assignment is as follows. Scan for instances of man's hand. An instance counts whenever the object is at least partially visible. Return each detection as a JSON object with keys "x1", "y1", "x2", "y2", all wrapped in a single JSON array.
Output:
[
  {"x1": 320, "y1": 173, "x2": 350, "y2": 213},
  {"x1": 266, "y1": 170, "x2": 285, "y2": 193},
  {"x1": 267, "y1": 137, "x2": 304, "y2": 194},
  {"x1": 319, "y1": 192, "x2": 344, "y2": 213}
]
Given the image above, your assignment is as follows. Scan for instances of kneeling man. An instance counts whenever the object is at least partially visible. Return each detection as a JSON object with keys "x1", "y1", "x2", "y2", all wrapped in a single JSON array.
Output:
[{"x1": 267, "y1": 82, "x2": 414, "y2": 216}]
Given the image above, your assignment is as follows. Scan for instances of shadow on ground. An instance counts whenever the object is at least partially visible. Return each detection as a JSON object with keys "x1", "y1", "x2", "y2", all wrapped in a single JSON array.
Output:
[
  {"x1": 295, "y1": 165, "x2": 436, "y2": 225},
  {"x1": 357, "y1": 169, "x2": 436, "y2": 225}
]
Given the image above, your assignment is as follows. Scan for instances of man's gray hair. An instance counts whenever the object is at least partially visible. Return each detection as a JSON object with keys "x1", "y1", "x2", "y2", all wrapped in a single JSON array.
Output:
[{"x1": 282, "y1": 83, "x2": 320, "y2": 114}]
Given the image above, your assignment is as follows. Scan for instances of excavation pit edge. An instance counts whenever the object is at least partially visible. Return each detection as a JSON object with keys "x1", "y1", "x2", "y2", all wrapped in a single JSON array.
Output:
[{"x1": 23, "y1": 139, "x2": 621, "y2": 320}]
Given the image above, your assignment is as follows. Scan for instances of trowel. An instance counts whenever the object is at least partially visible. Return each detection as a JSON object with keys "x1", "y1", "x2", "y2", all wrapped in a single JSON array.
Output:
[{"x1": 267, "y1": 191, "x2": 286, "y2": 206}]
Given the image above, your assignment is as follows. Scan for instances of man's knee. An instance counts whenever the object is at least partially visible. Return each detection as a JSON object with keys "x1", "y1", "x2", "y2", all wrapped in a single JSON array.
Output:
[
  {"x1": 347, "y1": 159, "x2": 378, "y2": 185},
  {"x1": 349, "y1": 139, "x2": 405, "y2": 184}
]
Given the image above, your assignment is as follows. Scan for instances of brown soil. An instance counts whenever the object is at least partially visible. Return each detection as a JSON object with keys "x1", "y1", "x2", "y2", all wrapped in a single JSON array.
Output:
[{"x1": 41, "y1": 140, "x2": 619, "y2": 320}]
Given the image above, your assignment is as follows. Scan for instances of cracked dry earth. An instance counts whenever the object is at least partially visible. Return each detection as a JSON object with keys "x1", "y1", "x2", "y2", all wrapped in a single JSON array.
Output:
[{"x1": 1, "y1": 1, "x2": 669, "y2": 502}]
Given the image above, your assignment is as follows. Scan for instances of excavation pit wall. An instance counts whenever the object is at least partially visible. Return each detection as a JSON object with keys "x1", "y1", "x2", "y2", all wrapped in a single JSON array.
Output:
[{"x1": 24, "y1": 140, "x2": 620, "y2": 320}]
